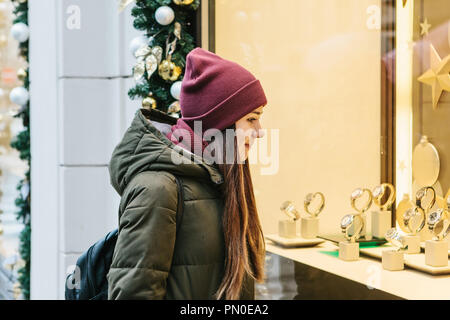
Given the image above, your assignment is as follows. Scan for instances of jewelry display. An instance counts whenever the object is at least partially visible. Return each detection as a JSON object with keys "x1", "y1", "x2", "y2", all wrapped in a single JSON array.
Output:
[
  {"x1": 350, "y1": 188, "x2": 373, "y2": 214},
  {"x1": 415, "y1": 186, "x2": 436, "y2": 214},
  {"x1": 425, "y1": 196, "x2": 450, "y2": 267},
  {"x1": 301, "y1": 192, "x2": 325, "y2": 239},
  {"x1": 402, "y1": 207, "x2": 425, "y2": 254},
  {"x1": 412, "y1": 136, "x2": 440, "y2": 188},
  {"x1": 304, "y1": 192, "x2": 325, "y2": 217},
  {"x1": 385, "y1": 228, "x2": 408, "y2": 251},
  {"x1": 396, "y1": 194, "x2": 415, "y2": 234},
  {"x1": 338, "y1": 214, "x2": 364, "y2": 261},
  {"x1": 371, "y1": 183, "x2": 396, "y2": 239},
  {"x1": 350, "y1": 188, "x2": 373, "y2": 238},
  {"x1": 382, "y1": 228, "x2": 407, "y2": 271},
  {"x1": 278, "y1": 201, "x2": 300, "y2": 239}
]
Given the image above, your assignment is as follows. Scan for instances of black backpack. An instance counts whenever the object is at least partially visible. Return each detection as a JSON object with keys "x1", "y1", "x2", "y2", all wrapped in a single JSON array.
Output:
[{"x1": 65, "y1": 175, "x2": 184, "y2": 300}]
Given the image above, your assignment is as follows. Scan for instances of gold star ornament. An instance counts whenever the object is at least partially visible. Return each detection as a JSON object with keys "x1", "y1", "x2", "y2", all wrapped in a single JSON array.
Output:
[
  {"x1": 420, "y1": 18, "x2": 431, "y2": 36},
  {"x1": 417, "y1": 44, "x2": 450, "y2": 110}
]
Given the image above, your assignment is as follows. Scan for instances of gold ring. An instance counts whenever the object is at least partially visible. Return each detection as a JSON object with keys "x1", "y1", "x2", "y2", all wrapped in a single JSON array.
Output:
[
  {"x1": 350, "y1": 188, "x2": 373, "y2": 214},
  {"x1": 280, "y1": 200, "x2": 300, "y2": 221},
  {"x1": 372, "y1": 183, "x2": 396, "y2": 211},
  {"x1": 415, "y1": 186, "x2": 436, "y2": 212},
  {"x1": 304, "y1": 192, "x2": 325, "y2": 217}
]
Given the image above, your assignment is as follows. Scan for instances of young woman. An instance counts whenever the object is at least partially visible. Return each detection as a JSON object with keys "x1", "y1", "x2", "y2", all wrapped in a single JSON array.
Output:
[{"x1": 107, "y1": 47, "x2": 268, "y2": 300}]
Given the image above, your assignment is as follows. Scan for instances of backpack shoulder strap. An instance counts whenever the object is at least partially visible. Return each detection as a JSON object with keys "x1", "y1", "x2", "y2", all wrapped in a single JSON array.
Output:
[{"x1": 173, "y1": 175, "x2": 185, "y2": 236}]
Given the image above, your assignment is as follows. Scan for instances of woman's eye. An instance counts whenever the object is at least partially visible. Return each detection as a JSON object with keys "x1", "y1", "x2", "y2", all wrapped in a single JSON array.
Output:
[{"x1": 247, "y1": 118, "x2": 257, "y2": 122}]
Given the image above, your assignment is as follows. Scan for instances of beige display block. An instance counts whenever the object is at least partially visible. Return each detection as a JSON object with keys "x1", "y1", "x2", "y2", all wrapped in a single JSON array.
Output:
[
  {"x1": 404, "y1": 235, "x2": 421, "y2": 254},
  {"x1": 425, "y1": 240, "x2": 449, "y2": 267},
  {"x1": 300, "y1": 217, "x2": 319, "y2": 239},
  {"x1": 382, "y1": 249, "x2": 404, "y2": 271},
  {"x1": 338, "y1": 241, "x2": 359, "y2": 261},
  {"x1": 371, "y1": 210, "x2": 391, "y2": 239},
  {"x1": 278, "y1": 219, "x2": 297, "y2": 239}
]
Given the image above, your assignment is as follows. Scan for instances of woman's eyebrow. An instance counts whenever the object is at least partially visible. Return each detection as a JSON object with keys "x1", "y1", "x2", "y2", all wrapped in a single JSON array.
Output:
[{"x1": 252, "y1": 111, "x2": 263, "y2": 115}]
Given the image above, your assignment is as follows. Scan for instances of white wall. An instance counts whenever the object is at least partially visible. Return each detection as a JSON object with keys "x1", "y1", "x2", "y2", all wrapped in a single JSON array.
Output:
[{"x1": 29, "y1": 0, "x2": 141, "y2": 299}]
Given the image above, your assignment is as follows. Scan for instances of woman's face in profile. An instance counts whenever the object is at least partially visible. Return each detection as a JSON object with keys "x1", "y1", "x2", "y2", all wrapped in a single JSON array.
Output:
[{"x1": 234, "y1": 105, "x2": 265, "y2": 161}]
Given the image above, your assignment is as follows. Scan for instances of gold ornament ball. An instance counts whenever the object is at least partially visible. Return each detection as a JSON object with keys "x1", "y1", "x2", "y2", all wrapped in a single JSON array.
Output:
[
  {"x1": 168, "y1": 100, "x2": 180, "y2": 114},
  {"x1": 142, "y1": 96, "x2": 157, "y2": 110},
  {"x1": 173, "y1": 0, "x2": 194, "y2": 5},
  {"x1": 158, "y1": 59, "x2": 182, "y2": 81},
  {"x1": 17, "y1": 68, "x2": 27, "y2": 81}
]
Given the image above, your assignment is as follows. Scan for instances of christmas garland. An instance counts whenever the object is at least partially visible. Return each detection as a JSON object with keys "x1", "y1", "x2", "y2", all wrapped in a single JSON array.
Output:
[
  {"x1": 124, "y1": 0, "x2": 200, "y2": 116},
  {"x1": 10, "y1": 0, "x2": 30, "y2": 300}
]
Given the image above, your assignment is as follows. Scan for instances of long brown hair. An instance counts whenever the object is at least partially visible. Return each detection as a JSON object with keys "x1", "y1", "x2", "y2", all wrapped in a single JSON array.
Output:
[{"x1": 213, "y1": 125, "x2": 266, "y2": 300}]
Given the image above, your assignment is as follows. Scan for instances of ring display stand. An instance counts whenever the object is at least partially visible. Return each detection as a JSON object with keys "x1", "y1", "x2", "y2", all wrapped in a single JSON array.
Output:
[
  {"x1": 338, "y1": 241, "x2": 359, "y2": 261},
  {"x1": 404, "y1": 235, "x2": 421, "y2": 254},
  {"x1": 360, "y1": 244, "x2": 450, "y2": 275},
  {"x1": 301, "y1": 217, "x2": 319, "y2": 239},
  {"x1": 425, "y1": 240, "x2": 449, "y2": 267},
  {"x1": 278, "y1": 219, "x2": 297, "y2": 239},
  {"x1": 372, "y1": 210, "x2": 391, "y2": 239},
  {"x1": 382, "y1": 249, "x2": 404, "y2": 271}
]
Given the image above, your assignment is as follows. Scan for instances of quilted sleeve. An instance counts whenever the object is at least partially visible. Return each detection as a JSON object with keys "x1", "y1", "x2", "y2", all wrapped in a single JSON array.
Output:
[{"x1": 107, "y1": 172, "x2": 178, "y2": 300}]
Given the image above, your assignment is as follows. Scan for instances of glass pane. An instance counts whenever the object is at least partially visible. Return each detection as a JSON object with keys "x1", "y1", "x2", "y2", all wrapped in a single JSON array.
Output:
[{"x1": 215, "y1": 0, "x2": 383, "y2": 237}]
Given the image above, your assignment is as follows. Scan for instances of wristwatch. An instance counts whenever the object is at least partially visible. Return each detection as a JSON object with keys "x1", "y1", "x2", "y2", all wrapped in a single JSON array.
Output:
[
  {"x1": 403, "y1": 207, "x2": 425, "y2": 235},
  {"x1": 372, "y1": 183, "x2": 396, "y2": 211},
  {"x1": 350, "y1": 188, "x2": 373, "y2": 214},
  {"x1": 341, "y1": 213, "x2": 364, "y2": 243},
  {"x1": 280, "y1": 200, "x2": 300, "y2": 221},
  {"x1": 304, "y1": 192, "x2": 325, "y2": 218},
  {"x1": 385, "y1": 228, "x2": 407, "y2": 251},
  {"x1": 427, "y1": 208, "x2": 450, "y2": 241}
]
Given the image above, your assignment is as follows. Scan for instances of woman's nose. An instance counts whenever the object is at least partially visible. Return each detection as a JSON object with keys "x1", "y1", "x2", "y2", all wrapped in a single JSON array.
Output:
[{"x1": 251, "y1": 120, "x2": 265, "y2": 138}]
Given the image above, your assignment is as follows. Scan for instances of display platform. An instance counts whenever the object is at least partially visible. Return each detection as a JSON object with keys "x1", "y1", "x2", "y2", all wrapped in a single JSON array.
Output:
[
  {"x1": 264, "y1": 234, "x2": 324, "y2": 248},
  {"x1": 360, "y1": 245, "x2": 450, "y2": 275},
  {"x1": 265, "y1": 239, "x2": 450, "y2": 299}
]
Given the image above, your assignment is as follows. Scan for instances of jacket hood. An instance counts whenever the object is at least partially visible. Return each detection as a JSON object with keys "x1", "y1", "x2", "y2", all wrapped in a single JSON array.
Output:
[{"x1": 109, "y1": 108, "x2": 224, "y2": 196}]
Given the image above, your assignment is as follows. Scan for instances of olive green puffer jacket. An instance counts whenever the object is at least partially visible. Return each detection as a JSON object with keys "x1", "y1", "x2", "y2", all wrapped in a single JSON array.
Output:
[{"x1": 107, "y1": 108, "x2": 255, "y2": 300}]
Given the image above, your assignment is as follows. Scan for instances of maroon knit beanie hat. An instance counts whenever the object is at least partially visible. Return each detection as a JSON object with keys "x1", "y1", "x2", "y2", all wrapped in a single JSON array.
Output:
[{"x1": 179, "y1": 47, "x2": 267, "y2": 132}]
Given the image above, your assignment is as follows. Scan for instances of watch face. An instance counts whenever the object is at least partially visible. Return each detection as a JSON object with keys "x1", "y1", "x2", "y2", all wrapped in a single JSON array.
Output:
[
  {"x1": 351, "y1": 188, "x2": 363, "y2": 199},
  {"x1": 416, "y1": 189, "x2": 426, "y2": 200},
  {"x1": 385, "y1": 228, "x2": 398, "y2": 240},
  {"x1": 373, "y1": 186, "x2": 383, "y2": 198},
  {"x1": 305, "y1": 193, "x2": 313, "y2": 204},
  {"x1": 403, "y1": 208, "x2": 414, "y2": 220},
  {"x1": 341, "y1": 214, "x2": 353, "y2": 228},
  {"x1": 428, "y1": 209, "x2": 442, "y2": 226}
]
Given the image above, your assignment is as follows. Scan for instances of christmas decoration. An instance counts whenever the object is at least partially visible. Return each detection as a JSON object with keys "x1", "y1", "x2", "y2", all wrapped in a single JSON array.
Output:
[
  {"x1": 142, "y1": 94, "x2": 157, "y2": 110},
  {"x1": 10, "y1": 22, "x2": 29, "y2": 43},
  {"x1": 158, "y1": 58, "x2": 182, "y2": 81},
  {"x1": 9, "y1": 86, "x2": 29, "y2": 106},
  {"x1": 170, "y1": 80, "x2": 182, "y2": 99},
  {"x1": 155, "y1": 6, "x2": 175, "y2": 26},
  {"x1": 127, "y1": 0, "x2": 199, "y2": 117},
  {"x1": 133, "y1": 45, "x2": 163, "y2": 81},
  {"x1": 417, "y1": 44, "x2": 450, "y2": 110},
  {"x1": 173, "y1": 0, "x2": 194, "y2": 6},
  {"x1": 420, "y1": 18, "x2": 431, "y2": 36},
  {"x1": 129, "y1": 35, "x2": 148, "y2": 56},
  {"x1": 17, "y1": 67, "x2": 27, "y2": 81},
  {"x1": 10, "y1": 0, "x2": 31, "y2": 300}
]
